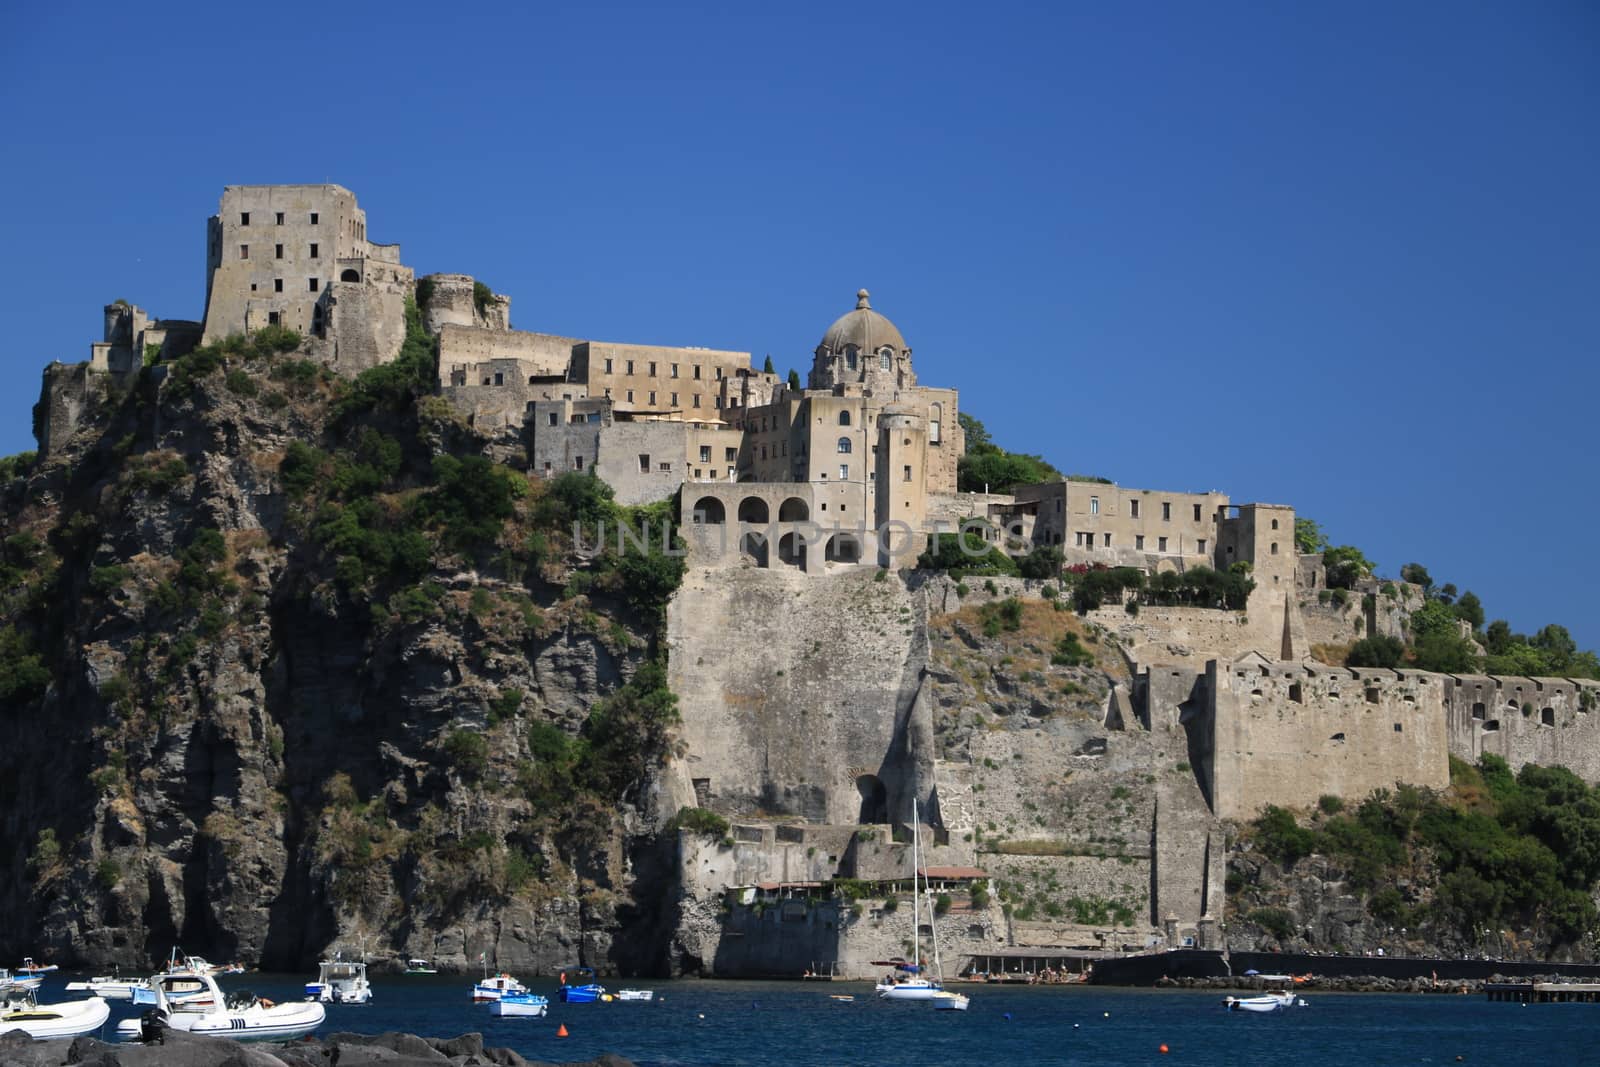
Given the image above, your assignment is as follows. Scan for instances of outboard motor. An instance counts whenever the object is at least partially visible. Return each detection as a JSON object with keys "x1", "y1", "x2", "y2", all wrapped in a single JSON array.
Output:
[{"x1": 139, "y1": 1008, "x2": 168, "y2": 1044}]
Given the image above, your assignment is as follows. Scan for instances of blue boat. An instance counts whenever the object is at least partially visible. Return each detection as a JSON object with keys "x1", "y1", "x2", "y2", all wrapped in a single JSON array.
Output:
[{"x1": 558, "y1": 966, "x2": 606, "y2": 1003}]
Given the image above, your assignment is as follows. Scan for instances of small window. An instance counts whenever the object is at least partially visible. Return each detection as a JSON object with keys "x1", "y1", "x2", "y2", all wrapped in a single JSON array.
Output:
[
  {"x1": 1393, "y1": 723, "x2": 1403, "y2": 733},
  {"x1": 309, "y1": 212, "x2": 318, "y2": 224},
  {"x1": 309, "y1": 243, "x2": 319, "y2": 259},
  {"x1": 1076, "y1": 532, "x2": 1085, "y2": 546},
  {"x1": 649, "y1": 362, "x2": 657, "y2": 376},
  {"x1": 839, "y1": 410, "x2": 851, "y2": 426},
  {"x1": 574, "y1": 456, "x2": 583, "y2": 470},
  {"x1": 837, "y1": 437, "x2": 852, "y2": 454},
  {"x1": 1194, "y1": 504, "x2": 1202, "y2": 521},
  {"x1": 693, "y1": 395, "x2": 701, "y2": 407},
  {"x1": 605, "y1": 358, "x2": 614, "y2": 373},
  {"x1": 267, "y1": 311, "x2": 280, "y2": 325},
  {"x1": 649, "y1": 391, "x2": 657, "y2": 405},
  {"x1": 1162, "y1": 502, "x2": 1171, "y2": 521},
  {"x1": 1130, "y1": 499, "x2": 1140, "y2": 518},
  {"x1": 626, "y1": 390, "x2": 634, "y2": 402},
  {"x1": 840, "y1": 463, "x2": 849, "y2": 479},
  {"x1": 308, "y1": 278, "x2": 319, "y2": 291},
  {"x1": 1198, "y1": 539, "x2": 1207, "y2": 553},
  {"x1": 1270, "y1": 542, "x2": 1278, "y2": 555},
  {"x1": 880, "y1": 349, "x2": 892, "y2": 370},
  {"x1": 493, "y1": 372, "x2": 503, "y2": 386},
  {"x1": 694, "y1": 365, "x2": 702, "y2": 379},
  {"x1": 671, "y1": 392, "x2": 678, "y2": 406},
  {"x1": 547, "y1": 412, "x2": 558, "y2": 427},
  {"x1": 1135, "y1": 535, "x2": 1145, "y2": 550},
  {"x1": 1289, "y1": 683, "x2": 1304, "y2": 703},
  {"x1": 274, "y1": 278, "x2": 284, "y2": 293},
  {"x1": 240, "y1": 212, "x2": 250, "y2": 225},
  {"x1": 1366, "y1": 688, "x2": 1380, "y2": 704},
  {"x1": 1159, "y1": 536, "x2": 1169, "y2": 552},
  {"x1": 627, "y1": 360, "x2": 635, "y2": 374},
  {"x1": 1103, "y1": 533, "x2": 1111, "y2": 547},
  {"x1": 1471, "y1": 701, "x2": 1486, "y2": 720},
  {"x1": 239, "y1": 244, "x2": 249, "y2": 259},
  {"x1": 903, "y1": 464, "x2": 912, "y2": 482},
  {"x1": 1271, "y1": 518, "x2": 1279, "y2": 530},
  {"x1": 275, "y1": 243, "x2": 284, "y2": 259},
  {"x1": 1090, "y1": 496, "x2": 1099, "y2": 515},
  {"x1": 672, "y1": 363, "x2": 680, "y2": 377},
  {"x1": 700, "y1": 446, "x2": 712, "y2": 463},
  {"x1": 725, "y1": 447, "x2": 736, "y2": 462}
]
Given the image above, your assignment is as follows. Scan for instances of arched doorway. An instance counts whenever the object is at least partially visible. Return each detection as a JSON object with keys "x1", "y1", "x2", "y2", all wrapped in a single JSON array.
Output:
[
  {"x1": 825, "y1": 533, "x2": 861, "y2": 565},
  {"x1": 737, "y1": 497, "x2": 770, "y2": 524},
  {"x1": 691, "y1": 497, "x2": 726, "y2": 524},
  {"x1": 740, "y1": 532, "x2": 768, "y2": 567},
  {"x1": 339, "y1": 268, "x2": 361, "y2": 283},
  {"x1": 856, "y1": 774, "x2": 887, "y2": 824},
  {"x1": 778, "y1": 532, "x2": 807, "y2": 570}
]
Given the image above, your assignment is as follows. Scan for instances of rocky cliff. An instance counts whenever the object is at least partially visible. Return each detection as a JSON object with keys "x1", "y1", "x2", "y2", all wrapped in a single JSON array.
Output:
[{"x1": 0, "y1": 320, "x2": 685, "y2": 973}]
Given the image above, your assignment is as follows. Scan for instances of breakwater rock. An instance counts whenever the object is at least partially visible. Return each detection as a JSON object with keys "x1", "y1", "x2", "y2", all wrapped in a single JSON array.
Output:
[{"x1": 0, "y1": 1029, "x2": 637, "y2": 1067}]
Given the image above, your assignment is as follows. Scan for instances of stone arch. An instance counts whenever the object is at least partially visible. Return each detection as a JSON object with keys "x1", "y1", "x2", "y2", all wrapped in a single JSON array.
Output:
[
  {"x1": 340, "y1": 268, "x2": 361, "y2": 283},
  {"x1": 691, "y1": 496, "x2": 726, "y2": 524},
  {"x1": 856, "y1": 774, "x2": 887, "y2": 824},
  {"x1": 737, "y1": 497, "x2": 770, "y2": 524},
  {"x1": 740, "y1": 532, "x2": 768, "y2": 567},
  {"x1": 778, "y1": 497, "x2": 809, "y2": 522},
  {"x1": 778, "y1": 532, "x2": 807, "y2": 569},
  {"x1": 825, "y1": 533, "x2": 861, "y2": 564}
]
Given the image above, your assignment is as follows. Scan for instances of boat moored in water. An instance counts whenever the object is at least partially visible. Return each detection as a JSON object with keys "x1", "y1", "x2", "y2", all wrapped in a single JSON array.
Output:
[
  {"x1": 0, "y1": 994, "x2": 110, "y2": 1040},
  {"x1": 114, "y1": 971, "x2": 324, "y2": 1041},
  {"x1": 1225, "y1": 990, "x2": 1306, "y2": 1013},
  {"x1": 15, "y1": 959, "x2": 58, "y2": 977},
  {"x1": 558, "y1": 967, "x2": 606, "y2": 1004},
  {"x1": 615, "y1": 989, "x2": 653, "y2": 1001},
  {"x1": 488, "y1": 991, "x2": 549, "y2": 1017},
  {"x1": 305, "y1": 956, "x2": 372, "y2": 1004},
  {"x1": 403, "y1": 959, "x2": 438, "y2": 975}
]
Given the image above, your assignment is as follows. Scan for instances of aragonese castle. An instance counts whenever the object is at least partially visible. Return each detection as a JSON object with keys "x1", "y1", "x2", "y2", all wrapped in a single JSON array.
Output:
[{"x1": 28, "y1": 184, "x2": 1600, "y2": 975}]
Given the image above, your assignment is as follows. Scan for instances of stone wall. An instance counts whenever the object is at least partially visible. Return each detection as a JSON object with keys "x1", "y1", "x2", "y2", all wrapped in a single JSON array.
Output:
[
  {"x1": 420, "y1": 273, "x2": 509, "y2": 333},
  {"x1": 438, "y1": 325, "x2": 575, "y2": 388},
  {"x1": 317, "y1": 276, "x2": 409, "y2": 376},
  {"x1": 1444, "y1": 674, "x2": 1600, "y2": 779},
  {"x1": 665, "y1": 567, "x2": 934, "y2": 827},
  {"x1": 1207, "y1": 659, "x2": 1450, "y2": 819},
  {"x1": 35, "y1": 362, "x2": 96, "y2": 457}
]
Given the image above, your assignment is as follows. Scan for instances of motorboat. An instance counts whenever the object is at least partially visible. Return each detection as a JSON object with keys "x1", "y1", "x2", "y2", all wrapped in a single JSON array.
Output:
[
  {"x1": 487, "y1": 991, "x2": 548, "y2": 1017},
  {"x1": 0, "y1": 971, "x2": 43, "y2": 994},
  {"x1": 15, "y1": 959, "x2": 58, "y2": 976},
  {"x1": 0, "y1": 994, "x2": 110, "y2": 1039},
  {"x1": 615, "y1": 989, "x2": 653, "y2": 1001},
  {"x1": 403, "y1": 959, "x2": 438, "y2": 975},
  {"x1": 558, "y1": 967, "x2": 606, "y2": 1003},
  {"x1": 114, "y1": 970, "x2": 324, "y2": 1041},
  {"x1": 471, "y1": 974, "x2": 529, "y2": 1002},
  {"x1": 877, "y1": 976, "x2": 942, "y2": 1001},
  {"x1": 1224, "y1": 990, "x2": 1305, "y2": 1013},
  {"x1": 131, "y1": 975, "x2": 215, "y2": 1009},
  {"x1": 304, "y1": 957, "x2": 371, "y2": 1004},
  {"x1": 931, "y1": 991, "x2": 970, "y2": 1012},
  {"x1": 65, "y1": 970, "x2": 147, "y2": 1000}
]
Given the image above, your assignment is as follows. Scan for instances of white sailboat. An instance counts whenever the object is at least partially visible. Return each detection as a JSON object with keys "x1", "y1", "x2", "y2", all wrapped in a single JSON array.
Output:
[{"x1": 876, "y1": 798, "x2": 943, "y2": 1002}]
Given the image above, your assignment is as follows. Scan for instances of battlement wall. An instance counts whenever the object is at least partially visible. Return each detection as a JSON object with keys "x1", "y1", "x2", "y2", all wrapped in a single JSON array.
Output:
[
  {"x1": 1444, "y1": 674, "x2": 1600, "y2": 780},
  {"x1": 1209, "y1": 660, "x2": 1449, "y2": 819},
  {"x1": 438, "y1": 325, "x2": 576, "y2": 388}
]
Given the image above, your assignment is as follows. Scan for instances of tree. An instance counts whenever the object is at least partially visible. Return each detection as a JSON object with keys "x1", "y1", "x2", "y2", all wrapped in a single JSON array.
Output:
[
  {"x1": 762, "y1": 355, "x2": 774, "y2": 374},
  {"x1": 958, "y1": 450, "x2": 1061, "y2": 494},
  {"x1": 1533, "y1": 625, "x2": 1578, "y2": 674},
  {"x1": 958, "y1": 412, "x2": 994, "y2": 455},
  {"x1": 1347, "y1": 635, "x2": 1405, "y2": 668},
  {"x1": 1452, "y1": 591, "x2": 1485, "y2": 631},
  {"x1": 786, "y1": 369, "x2": 801, "y2": 391},
  {"x1": 1400, "y1": 562, "x2": 1433, "y2": 590},
  {"x1": 1294, "y1": 518, "x2": 1328, "y2": 554},
  {"x1": 1322, "y1": 545, "x2": 1375, "y2": 589},
  {"x1": 1484, "y1": 619, "x2": 1514, "y2": 655},
  {"x1": 1016, "y1": 545, "x2": 1062, "y2": 580}
]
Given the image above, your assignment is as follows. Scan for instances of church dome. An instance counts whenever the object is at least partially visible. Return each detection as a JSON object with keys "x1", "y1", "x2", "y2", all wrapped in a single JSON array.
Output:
[{"x1": 819, "y1": 289, "x2": 907, "y2": 355}]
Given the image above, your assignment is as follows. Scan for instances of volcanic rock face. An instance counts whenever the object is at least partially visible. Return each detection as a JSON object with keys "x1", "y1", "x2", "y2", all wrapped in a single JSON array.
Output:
[{"x1": 0, "y1": 345, "x2": 677, "y2": 974}]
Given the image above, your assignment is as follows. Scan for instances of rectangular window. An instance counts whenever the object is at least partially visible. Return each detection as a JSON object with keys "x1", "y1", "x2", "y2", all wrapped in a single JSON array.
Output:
[
  {"x1": 658, "y1": 462, "x2": 671, "y2": 472},
  {"x1": 310, "y1": 212, "x2": 318, "y2": 224},
  {"x1": 1103, "y1": 533, "x2": 1111, "y2": 546},
  {"x1": 725, "y1": 447, "x2": 737, "y2": 462},
  {"x1": 308, "y1": 278, "x2": 319, "y2": 291},
  {"x1": 649, "y1": 391, "x2": 657, "y2": 405},
  {"x1": 672, "y1": 363, "x2": 680, "y2": 377},
  {"x1": 715, "y1": 367, "x2": 723, "y2": 379},
  {"x1": 693, "y1": 394, "x2": 701, "y2": 407},
  {"x1": 1162, "y1": 502, "x2": 1171, "y2": 521},
  {"x1": 728, "y1": 466, "x2": 736, "y2": 479},
  {"x1": 273, "y1": 278, "x2": 283, "y2": 293},
  {"x1": 574, "y1": 456, "x2": 583, "y2": 470},
  {"x1": 1159, "y1": 536, "x2": 1169, "y2": 552},
  {"x1": 493, "y1": 372, "x2": 503, "y2": 385},
  {"x1": 1090, "y1": 496, "x2": 1099, "y2": 515},
  {"x1": 1057, "y1": 499, "x2": 1063, "y2": 514},
  {"x1": 840, "y1": 464, "x2": 849, "y2": 479},
  {"x1": 275, "y1": 212, "x2": 284, "y2": 225},
  {"x1": 670, "y1": 392, "x2": 678, "y2": 406},
  {"x1": 547, "y1": 412, "x2": 558, "y2": 426},
  {"x1": 649, "y1": 362, "x2": 657, "y2": 376},
  {"x1": 638, "y1": 454, "x2": 650, "y2": 472},
  {"x1": 903, "y1": 464, "x2": 913, "y2": 482},
  {"x1": 1194, "y1": 503, "x2": 1202, "y2": 521},
  {"x1": 700, "y1": 446, "x2": 711, "y2": 463},
  {"x1": 1136, "y1": 535, "x2": 1145, "y2": 550},
  {"x1": 1198, "y1": 538, "x2": 1207, "y2": 553},
  {"x1": 693, "y1": 365, "x2": 702, "y2": 379},
  {"x1": 626, "y1": 390, "x2": 634, "y2": 402},
  {"x1": 1075, "y1": 532, "x2": 1085, "y2": 546},
  {"x1": 626, "y1": 360, "x2": 635, "y2": 374},
  {"x1": 275, "y1": 243, "x2": 284, "y2": 259},
  {"x1": 1131, "y1": 499, "x2": 1140, "y2": 518},
  {"x1": 309, "y1": 243, "x2": 319, "y2": 258},
  {"x1": 605, "y1": 358, "x2": 613, "y2": 373},
  {"x1": 239, "y1": 244, "x2": 249, "y2": 259},
  {"x1": 267, "y1": 311, "x2": 280, "y2": 325},
  {"x1": 240, "y1": 212, "x2": 250, "y2": 225}
]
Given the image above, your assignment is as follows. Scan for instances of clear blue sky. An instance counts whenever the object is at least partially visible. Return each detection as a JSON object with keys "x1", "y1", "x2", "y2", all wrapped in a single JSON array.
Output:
[{"x1": 1, "y1": 2, "x2": 1595, "y2": 647}]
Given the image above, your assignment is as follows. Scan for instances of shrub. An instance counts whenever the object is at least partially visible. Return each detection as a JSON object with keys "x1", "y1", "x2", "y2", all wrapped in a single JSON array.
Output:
[
  {"x1": 1250, "y1": 907, "x2": 1295, "y2": 940},
  {"x1": 668, "y1": 807, "x2": 731, "y2": 837},
  {"x1": 1051, "y1": 631, "x2": 1094, "y2": 668},
  {"x1": 95, "y1": 859, "x2": 121, "y2": 890},
  {"x1": 1318, "y1": 794, "x2": 1345, "y2": 815},
  {"x1": 0, "y1": 626, "x2": 50, "y2": 702},
  {"x1": 916, "y1": 532, "x2": 1018, "y2": 578},
  {"x1": 442, "y1": 729, "x2": 489, "y2": 779},
  {"x1": 487, "y1": 688, "x2": 522, "y2": 725},
  {"x1": 1016, "y1": 545, "x2": 1062, "y2": 580},
  {"x1": 224, "y1": 368, "x2": 257, "y2": 397},
  {"x1": 1253, "y1": 805, "x2": 1316, "y2": 865},
  {"x1": 1346, "y1": 635, "x2": 1404, "y2": 669},
  {"x1": 934, "y1": 892, "x2": 952, "y2": 915}
]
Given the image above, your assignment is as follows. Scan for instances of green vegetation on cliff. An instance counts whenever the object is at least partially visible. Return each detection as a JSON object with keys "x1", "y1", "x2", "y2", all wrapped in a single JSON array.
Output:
[
  {"x1": 1244, "y1": 755, "x2": 1600, "y2": 948},
  {"x1": 956, "y1": 412, "x2": 1064, "y2": 493}
]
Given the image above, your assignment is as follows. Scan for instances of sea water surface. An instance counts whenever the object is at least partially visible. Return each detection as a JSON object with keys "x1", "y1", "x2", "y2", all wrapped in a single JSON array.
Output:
[{"x1": 59, "y1": 973, "x2": 1597, "y2": 1067}]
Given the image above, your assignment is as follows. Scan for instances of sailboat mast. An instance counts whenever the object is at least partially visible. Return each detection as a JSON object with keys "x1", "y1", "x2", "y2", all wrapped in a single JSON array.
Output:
[{"x1": 910, "y1": 798, "x2": 921, "y2": 972}]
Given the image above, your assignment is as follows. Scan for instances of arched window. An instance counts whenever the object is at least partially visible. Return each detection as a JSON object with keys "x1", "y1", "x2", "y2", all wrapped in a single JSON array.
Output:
[
  {"x1": 837, "y1": 437, "x2": 852, "y2": 454},
  {"x1": 930, "y1": 402, "x2": 942, "y2": 444},
  {"x1": 879, "y1": 348, "x2": 893, "y2": 370},
  {"x1": 844, "y1": 346, "x2": 858, "y2": 371},
  {"x1": 838, "y1": 410, "x2": 851, "y2": 426},
  {"x1": 339, "y1": 268, "x2": 360, "y2": 283}
]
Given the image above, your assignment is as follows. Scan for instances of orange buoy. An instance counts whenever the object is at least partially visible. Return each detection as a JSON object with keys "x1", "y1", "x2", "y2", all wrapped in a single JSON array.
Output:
[
  {"x1": 1159, "y1": 1045, "x2": 1170, "y2": 1055},
  {"x1": 556, "y1": 1024, "x2": 569, "y2": 1038}
]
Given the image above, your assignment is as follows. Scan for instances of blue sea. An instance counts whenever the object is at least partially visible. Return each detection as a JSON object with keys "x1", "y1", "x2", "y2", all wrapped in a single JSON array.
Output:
[{"x1": 43, "y1": 973, "x2": 1598, "y2": 1066}]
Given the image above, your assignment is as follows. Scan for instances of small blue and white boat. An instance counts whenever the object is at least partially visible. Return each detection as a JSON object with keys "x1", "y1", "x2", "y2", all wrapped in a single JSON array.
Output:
[
  {"x1": 558, "y1": 967, "x2": 606, "y2": 1003},
  {"x1": 487, "y1": 991, "x2": 548, "y2": 1017}
]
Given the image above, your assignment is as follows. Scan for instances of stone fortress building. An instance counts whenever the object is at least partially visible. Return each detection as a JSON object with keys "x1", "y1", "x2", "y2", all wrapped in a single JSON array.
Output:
[{"x1": 33, "y1": 184, "x2": 1600, "y2": 974}]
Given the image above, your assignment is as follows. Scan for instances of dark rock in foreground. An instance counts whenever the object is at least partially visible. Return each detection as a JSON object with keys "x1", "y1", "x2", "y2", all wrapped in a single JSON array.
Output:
[{"x1": 0, "y1": 1029, "x2": 636, "y2": 1067}]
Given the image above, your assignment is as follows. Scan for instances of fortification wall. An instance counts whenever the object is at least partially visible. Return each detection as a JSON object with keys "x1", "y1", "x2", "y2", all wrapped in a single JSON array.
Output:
[
  {"x1": 319, "y1": 278, "x2": 408, "y2": 375},
  {"x1": 1209, "y1": 661, "x2": 1449, "y2": 819},
  {"x1": 35, "y1": 362, "x2": 95, "y2": 457},
  {"x1": 665, "y1": 567, "x2": 933, "y2": 827},
  {"x1": 421, "y1": 273, "x2": 510, "y2": 333},
  {"x1": 1091, "y1": 605, "x2": 1255, "y2": 667},
  {"x1": 1444, "y1": 674, "x2": 1600, "y2": 780},
  {"x1": 437, "y1": 325, "x2": 575, "y2": 388}
]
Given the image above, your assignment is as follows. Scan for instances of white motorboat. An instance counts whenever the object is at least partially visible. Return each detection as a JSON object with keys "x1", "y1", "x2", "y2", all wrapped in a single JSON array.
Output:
[
  {"x1": 0, "y1": 971, "x2": 43, "y2": 994},
  {"x1": 64, "y1": 973, "x2": 146, "y2": 1000},
  {"x1": 403, "y1": 959, "x2": 437, "y2": 975},
  {"x1": 471, "y1": 972, "x2": 529, "y2": 1002},
  {"x1": 304, "y1": 957, "x2": 372, "y2": 1004},
  {"x1": 487, "y1": 991, "x2": 548, "y2": 1017},
  {"x1": 1224, "y1": 990, "x2": 1304, "y2": 1013},
  {"x1": 615, "y1": 989, "x2": 654, "y2": 1001},
  {"x1": 15, "y1": 959, "x2": 58, "y2": 976},
  {"x1": 0, "y1": 994, "x2": 110, "y2": 1039},
  {"x1": 114, "y1": 970, "x2": 324, "y2": 1041},
  {"x1": 131, "y1": 974, "x2": 215, "y2": 1009},
  {"x1": 931, "y1": 990, "x2": 970, "y2": 1011}
]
